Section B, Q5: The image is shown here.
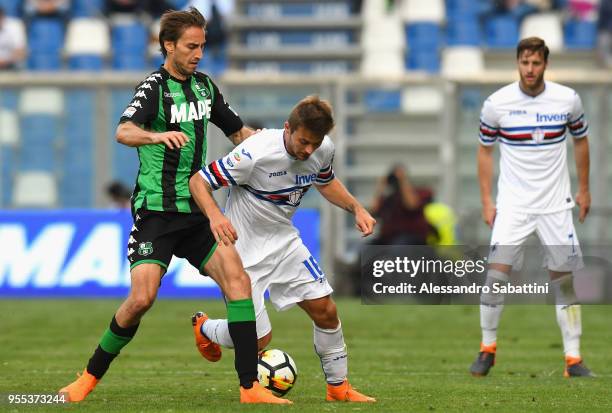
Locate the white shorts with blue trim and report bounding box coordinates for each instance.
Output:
[242,242,334,339]
[489,208,583,272]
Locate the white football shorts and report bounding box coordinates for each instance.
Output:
[241,242,334,339]
[489,208,583,272]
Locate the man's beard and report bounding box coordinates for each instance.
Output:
[175,61,195,77]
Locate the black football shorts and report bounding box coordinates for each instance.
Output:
[127,209,217,275]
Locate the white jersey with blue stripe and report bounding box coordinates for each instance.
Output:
[198,128,335,266]
[479,81,588,214]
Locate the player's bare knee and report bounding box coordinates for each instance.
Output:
[258,331,272,350]
[127,293,155,316]
[224,271,252,300]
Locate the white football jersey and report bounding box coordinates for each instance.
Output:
[479,81,588,214]
[198,128,335,266]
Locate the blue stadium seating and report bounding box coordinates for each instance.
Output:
[151,52,164,68]
[405,23,443,50]
[71,0,104,17]
[28,18,64,49]
[19,115,60,171]
[20,115,60,142]
[64,92,94,144]
[0,90,19,110]
[199,49,228,76]
[564,19,597,49]
[59,90,95,207]
[113,54,147,70]
[112,22,147,51]
[112,23,148,70]
[460,88,483,111]
[27,53,62,71]
[18,146,55,171]
[169,0,189,9]
[69,55,104,71]
[446,16,482,46]
[28,18,64,70]
[485,15,519,49]
[446,0,486,18]
[0,146,15,206]
[113,144,139,185]
[406,50,440,73]
[282,3,314,17]
[364,89,402,112]
[60,165,93,207]
[111,91,140,183]
[0,0,20,17]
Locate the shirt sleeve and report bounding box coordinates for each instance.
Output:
[478,98,499,146]
[315,139,336,185]
[208,78,244,137]
[198,145,255,190]
[119,77,160,125]
[567,92,588,139]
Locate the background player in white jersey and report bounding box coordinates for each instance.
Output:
[471,37,593,377]
[189,96,377,402]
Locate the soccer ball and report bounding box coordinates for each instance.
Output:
[257,349,298,397]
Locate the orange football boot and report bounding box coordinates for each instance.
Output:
[59,369,99,402]
[240,381,293,404]
[326,380,376,402]
[192,312,222,362]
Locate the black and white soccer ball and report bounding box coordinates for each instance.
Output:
[257,349,298,397]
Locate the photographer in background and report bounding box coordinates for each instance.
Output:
[370,164,433,246]
[335,165,438,296]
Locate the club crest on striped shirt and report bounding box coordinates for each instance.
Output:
[288,189,304,206]
[532,127,545,143]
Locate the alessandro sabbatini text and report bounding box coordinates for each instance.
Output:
[360,245,563,305]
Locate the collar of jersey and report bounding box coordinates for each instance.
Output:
[159,65,192,84]
[517,80,547,99]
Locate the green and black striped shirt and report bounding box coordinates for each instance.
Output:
[119,67,243,213]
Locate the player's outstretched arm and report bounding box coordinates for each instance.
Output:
[477,144,496,228]
[116,121,189,149]
[574,136,591,223]
[189,174,238,245]
[316,178,376,237]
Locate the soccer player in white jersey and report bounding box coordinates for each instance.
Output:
[188,96,377,402]
[471,37,593,377]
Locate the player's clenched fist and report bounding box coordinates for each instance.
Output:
[153,131,190,149]
[209,213,238,246]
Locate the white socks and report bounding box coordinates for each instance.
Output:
[202,318,234,349]
[480,304,504,346]
[555,304,582,358]
[552,274,581,358]
[313,321,348,384]
[480,269,509,346]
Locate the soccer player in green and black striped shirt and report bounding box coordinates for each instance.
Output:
[59,8,290,405]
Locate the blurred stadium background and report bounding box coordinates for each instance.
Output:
[1,1,612,410]
[0,0,611,294]
[0,0,612,296]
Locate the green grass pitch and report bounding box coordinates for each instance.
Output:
[1,299,611,412]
